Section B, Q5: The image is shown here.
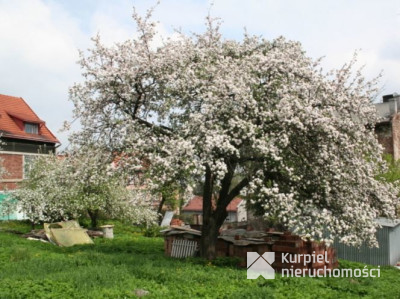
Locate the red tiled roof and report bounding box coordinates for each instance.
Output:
[0,94,59,144]
[182,196,243,212]
[226,197,243,212]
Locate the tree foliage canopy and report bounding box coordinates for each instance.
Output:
[69,6,398,248]
[13,148,158,227]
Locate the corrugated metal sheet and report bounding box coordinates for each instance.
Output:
[389,224,400,265]
[333,223,400,266]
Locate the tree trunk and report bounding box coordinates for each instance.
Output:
[200,161,249,260]
[200,166,216,259]
[200,204,228,260]
[88,209,99,228]
[157,195,166,225]
[200,215,220,260]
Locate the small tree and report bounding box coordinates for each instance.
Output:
[69,6,399,259]
[13,154,77,227]
[0,196,17,221]
[65,147,158,227]
[14,147,158,228]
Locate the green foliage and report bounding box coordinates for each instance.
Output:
[0,196,18,220]
[1,221,400,298]
[0,220,32,233]
[143,224,163,238]
[13,149,158,228]
[377,154,400,216]
[9,247,32,262]
[159,183,180,210]
[179,213,193,224]
[0,279,76,299]
[211,256,242,268]
[377,154,400,187]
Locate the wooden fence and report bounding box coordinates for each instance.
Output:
[171,239,198,258]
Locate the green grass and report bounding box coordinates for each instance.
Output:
[0,221,399,298]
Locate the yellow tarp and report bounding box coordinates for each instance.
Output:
[44,220,94,247]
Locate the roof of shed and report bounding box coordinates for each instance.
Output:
[376,217,400,228]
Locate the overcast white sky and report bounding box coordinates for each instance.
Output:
[1,0,400,149]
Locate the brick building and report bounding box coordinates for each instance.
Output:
[375,93,400,160]
[181,196,247,224]
[0,94,59,190]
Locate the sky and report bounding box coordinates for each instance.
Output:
[0,0,400,149]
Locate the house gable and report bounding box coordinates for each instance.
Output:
[0,93,59,190]
[0,94,59,145]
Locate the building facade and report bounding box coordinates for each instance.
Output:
[375,93,400,160]
[0,94,59,191]
[181,196,247,224]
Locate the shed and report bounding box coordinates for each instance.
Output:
[333,218,400,266]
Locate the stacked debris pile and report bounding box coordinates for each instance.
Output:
[162,227,338,273]
[22,220,97,247]
[170,218,184,226]
[273,232,338,274]
[216,228,281,267]
[22,229,48,242]
[44,221,94,246]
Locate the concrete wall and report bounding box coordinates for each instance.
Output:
[237,202,247,222]
[226,211,237,223]
[392,114,400,160]
[375,96,400,160]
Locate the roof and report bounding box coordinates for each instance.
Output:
[376,217,400,228]
[182,196,243,212]
[0,94,59,144]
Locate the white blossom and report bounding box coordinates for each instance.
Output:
[67,8,398,247]
[13,147,157,226]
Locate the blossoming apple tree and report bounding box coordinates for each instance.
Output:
[69,7,398,259]
[13,147,158,228]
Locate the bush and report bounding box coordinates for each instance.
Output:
[143,225,163,237]
[212,256,242,268]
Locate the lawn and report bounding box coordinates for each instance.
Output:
[0,221,399,299]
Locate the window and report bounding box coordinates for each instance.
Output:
[25,123,38,134]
